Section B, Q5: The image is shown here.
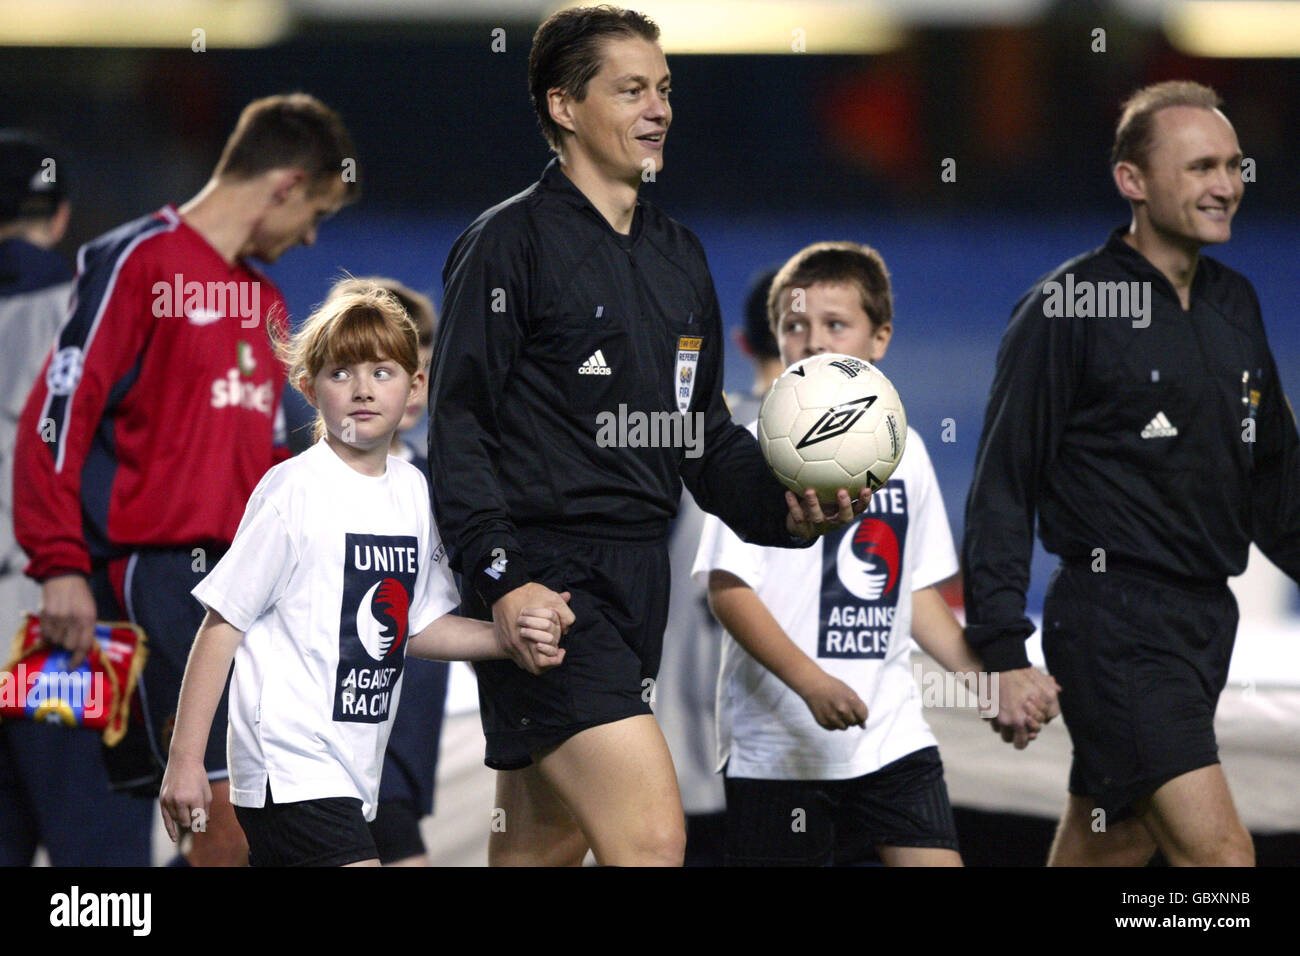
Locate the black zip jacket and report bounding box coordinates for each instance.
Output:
[963,227,1300,671]
[428,159,802,607]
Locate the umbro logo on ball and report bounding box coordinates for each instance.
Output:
[796,395,878,449]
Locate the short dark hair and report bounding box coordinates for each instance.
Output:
[0,131,68,226]
[742,266,781,360]
[768,242,893,331]
[529,5,660,154]
[1112,80,1224,170]
[214,93,358,200]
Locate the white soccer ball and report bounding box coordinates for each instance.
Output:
[757,353,907,499]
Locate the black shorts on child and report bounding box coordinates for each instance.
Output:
[234,781,378,867]
[723,746,959,866]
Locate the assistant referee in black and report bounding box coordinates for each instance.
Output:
[963,81,1300,866]
[428,6,866,866]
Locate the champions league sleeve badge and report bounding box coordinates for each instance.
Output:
[675,336,702,414]
[335,533,418,722]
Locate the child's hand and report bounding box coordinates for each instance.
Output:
[159,757,212,844]
[800,672,868,731]
[518,602,566,671]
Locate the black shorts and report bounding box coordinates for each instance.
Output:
[1041,562,1237,821]
[723,746,959,866]
[89,547,230,796]
[463,527,669,770]
[234,782,378,867]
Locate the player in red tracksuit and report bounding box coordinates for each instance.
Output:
[13,93,357,866]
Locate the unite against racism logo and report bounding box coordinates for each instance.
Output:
[335,533,417,722]
[818,480,909,659]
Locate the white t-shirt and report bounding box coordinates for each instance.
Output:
[691,427,958,781]
[192,439,459,820]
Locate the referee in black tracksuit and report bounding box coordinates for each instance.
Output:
[432,156,801,758]
[963,81,1300,866]
[428,7,863,866]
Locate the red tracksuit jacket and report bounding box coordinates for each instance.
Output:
[15,205,290,581]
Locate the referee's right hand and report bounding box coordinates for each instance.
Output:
[39,574,98,669]
[492,583,576,675]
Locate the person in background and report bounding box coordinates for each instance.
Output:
[727,266,785,424]
[0,131,155,867]
[13,94,357,866]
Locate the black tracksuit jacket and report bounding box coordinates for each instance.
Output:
[428,159,801,607]
[963,227,1300,671]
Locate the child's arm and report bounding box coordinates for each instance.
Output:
[708,570,867,731]
[912,583,1039,745]
[910,584,982,674]
[158,609,245,843]
[409,602,566,668]
[912,584,1061,748]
